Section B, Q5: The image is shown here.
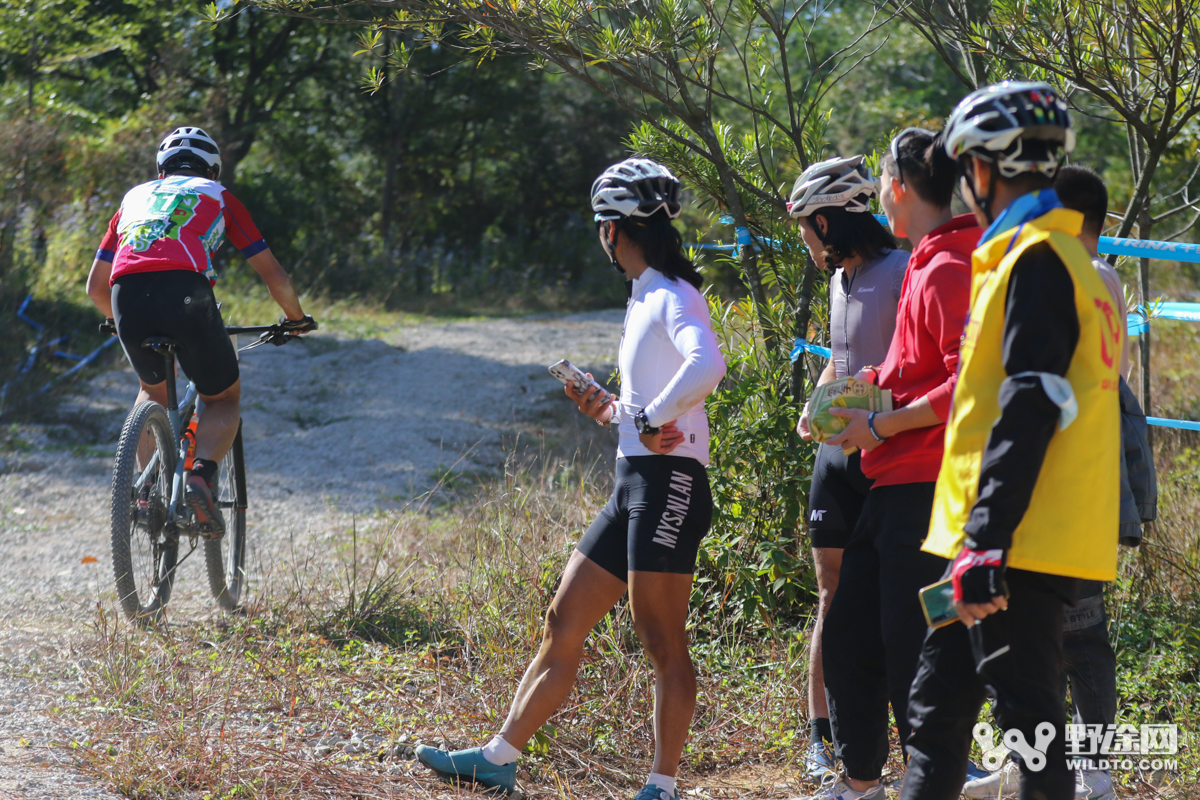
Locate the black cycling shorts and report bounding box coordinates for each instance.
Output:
[111,271,239,397]
[577,455,713,579]
[807,442,874,549]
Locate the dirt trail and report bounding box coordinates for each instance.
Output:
[0,309,623,799]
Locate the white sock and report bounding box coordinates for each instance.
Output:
[481,735,520,766]
[646,773,676,796]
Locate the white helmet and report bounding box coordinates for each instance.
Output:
[157,126,221,178]
[591,158,682,221]
[943,81,1074,178]
[787,155,877,217]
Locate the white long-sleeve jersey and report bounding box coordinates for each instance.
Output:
[616,267,727,465]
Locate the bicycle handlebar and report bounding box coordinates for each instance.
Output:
[228,318,319,351]
[97,318,318,350]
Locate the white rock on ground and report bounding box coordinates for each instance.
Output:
[0,309,623,799]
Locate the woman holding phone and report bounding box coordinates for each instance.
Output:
[415,158,726,800]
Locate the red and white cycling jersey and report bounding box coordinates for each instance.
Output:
[97,176,268,285]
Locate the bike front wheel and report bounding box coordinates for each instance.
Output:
[110,400,179,624]
[205,421,248,611]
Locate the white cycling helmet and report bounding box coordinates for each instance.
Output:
[591,158,682,221]
[157,126,222,178]
[787,155,877,217]
[943,81,1074,178]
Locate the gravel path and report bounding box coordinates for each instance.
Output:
[0,309,623,799]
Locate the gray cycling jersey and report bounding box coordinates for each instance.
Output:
[829,248,908,378]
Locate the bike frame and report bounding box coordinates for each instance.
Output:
[137,324,279,541]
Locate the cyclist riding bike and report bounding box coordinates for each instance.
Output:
[85,126,313,539]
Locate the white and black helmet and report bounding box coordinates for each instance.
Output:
[787,155,877,217]
[943,81,1074,178]
[157,126,221,178]
[591,158,682,221]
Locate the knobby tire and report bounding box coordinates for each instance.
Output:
[110,400,178,624]
[205,421,247,610]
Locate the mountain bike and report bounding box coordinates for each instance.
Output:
[107,320,315,623]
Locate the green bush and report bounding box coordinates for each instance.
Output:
[697,289,818,628]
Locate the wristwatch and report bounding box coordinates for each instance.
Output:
[634,409,660,435]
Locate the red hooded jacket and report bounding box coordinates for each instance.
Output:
[860,214,979,486]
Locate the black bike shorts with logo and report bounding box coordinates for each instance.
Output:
[111,270,240,397]
[577,455,713,579]
[807,442,874,549]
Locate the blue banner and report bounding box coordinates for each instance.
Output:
[1098,238,1200,264]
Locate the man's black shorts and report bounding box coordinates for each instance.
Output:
[807,442,873,549]
[111,270,239,397]
[577,455,713,579]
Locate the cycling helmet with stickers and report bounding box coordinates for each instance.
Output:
[943,81,1074,179]
[591,158,682,221]
[787,155,877,217]
[157,126,222,179]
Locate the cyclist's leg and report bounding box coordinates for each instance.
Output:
[629,570,695,777]
[113,276,173,468]
[810,545,842,719]
[134,379,169,467]
[170,272,239,469]
[624,455,712,781]
[496,550,627,748]
[136,380,169,407]
[195,379,241,463]
[805,443,869,762]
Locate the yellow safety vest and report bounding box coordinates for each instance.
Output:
[923,207,1120,581]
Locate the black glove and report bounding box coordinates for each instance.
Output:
[279,314,318,333]
[950,546,1009,605]
[99,318,117,336]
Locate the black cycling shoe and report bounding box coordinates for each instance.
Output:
[185,476,225,540]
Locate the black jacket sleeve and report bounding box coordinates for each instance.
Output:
[963,242,1080,551]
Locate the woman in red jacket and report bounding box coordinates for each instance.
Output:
[803,129,979,800]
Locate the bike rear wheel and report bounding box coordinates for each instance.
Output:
[205,421,248,610]
[110,400,179,623]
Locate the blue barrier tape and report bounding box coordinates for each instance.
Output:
[16,295,44,332]
[1155,302,1200,322]
[872,214,1200,263]
[687,243,737,251]
[1127,303,1200,336]
[1147,416,1200,431]
[790,334,1197,430]
[686,236,784,252]
[37,337,119,395]
[790,338,833,361]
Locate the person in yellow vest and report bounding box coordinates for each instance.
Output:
[899,82,1121,800]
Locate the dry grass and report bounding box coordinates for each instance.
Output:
[53,322,1200,800]
[65,456,846,799]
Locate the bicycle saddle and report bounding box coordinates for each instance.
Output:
[141,337,179,354]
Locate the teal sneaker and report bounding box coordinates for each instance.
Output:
[634,785,679,800]
[415,745,517,795]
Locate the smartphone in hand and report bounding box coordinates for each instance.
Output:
[919,577,960,629]
[548,359,610,402]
